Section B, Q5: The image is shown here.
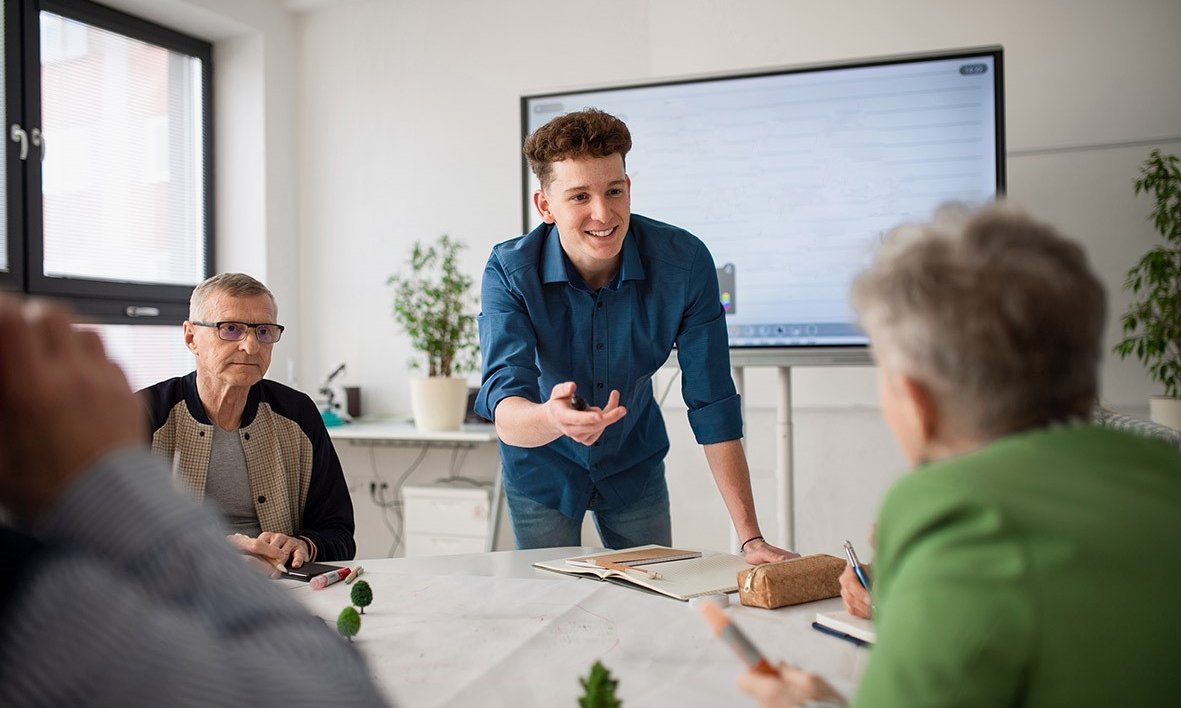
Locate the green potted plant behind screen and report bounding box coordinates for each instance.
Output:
[1114,150,1181,430]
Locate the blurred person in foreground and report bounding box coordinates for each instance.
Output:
[0,295,386,707]
[738,204,1181,707]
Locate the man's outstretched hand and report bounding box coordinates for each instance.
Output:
[545,381,627,446]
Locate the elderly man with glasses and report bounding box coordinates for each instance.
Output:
[140,273,355,571]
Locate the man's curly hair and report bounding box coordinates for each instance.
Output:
[523,108,632,190]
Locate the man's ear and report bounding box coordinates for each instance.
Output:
[897,374,939,447]
[533,189,554,224]
[183,321,199,355]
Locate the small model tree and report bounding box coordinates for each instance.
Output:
[337,606,361,642]
[578,660,622,708]
[351,580,373,614]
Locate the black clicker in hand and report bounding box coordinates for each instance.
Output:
[570,394,589,411]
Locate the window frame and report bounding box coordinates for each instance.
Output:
[3,0,214,324]
[1,0,28,292]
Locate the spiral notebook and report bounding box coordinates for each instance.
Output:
[533,545,753,601]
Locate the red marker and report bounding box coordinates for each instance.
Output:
[310,566,351,590]
[699,602,778,676]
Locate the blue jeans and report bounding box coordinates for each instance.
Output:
[505,466,673,549]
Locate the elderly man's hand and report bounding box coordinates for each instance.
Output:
[228,532,309,573]
[737,661,845,708]
[0,296,144,520]
[839,564,873,619]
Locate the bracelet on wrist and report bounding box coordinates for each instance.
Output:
[740,535,765,553]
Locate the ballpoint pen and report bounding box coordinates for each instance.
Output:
[593,558,663,580]
[843,539,872,591]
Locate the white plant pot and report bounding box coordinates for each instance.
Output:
[1149,396,1181,432]
[410,377,469,432]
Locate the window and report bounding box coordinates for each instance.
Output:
[3,0,212,383]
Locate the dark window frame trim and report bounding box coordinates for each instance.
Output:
[1,0,29,292]
[10,0,214,324]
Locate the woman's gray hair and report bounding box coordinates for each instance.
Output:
[189,273,276,321]
[852,203,1106,439]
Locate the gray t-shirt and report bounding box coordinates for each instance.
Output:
[205,426,261,537]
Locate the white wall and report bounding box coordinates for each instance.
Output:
[104,0,1181,557]
[291,0,1181,557]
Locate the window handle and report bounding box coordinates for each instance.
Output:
[30,127,44,159]
[10,123,28,161]
[124,306,160,318]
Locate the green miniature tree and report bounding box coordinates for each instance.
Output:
[578,660,622,708]
[337,606,361,642]
[351,580,373,614]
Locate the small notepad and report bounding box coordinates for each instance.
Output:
[814,610,876,645]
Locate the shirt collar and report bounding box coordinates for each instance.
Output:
[540,223,646,289]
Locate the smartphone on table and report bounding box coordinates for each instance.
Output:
[281,562,344,582]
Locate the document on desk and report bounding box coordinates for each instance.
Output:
[534,545,753,601]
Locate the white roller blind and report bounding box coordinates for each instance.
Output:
[79,323,193,392]
[40,11,205,286]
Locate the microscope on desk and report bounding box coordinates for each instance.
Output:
[318,362,350,426]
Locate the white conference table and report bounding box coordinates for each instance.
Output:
[286,548,869,707]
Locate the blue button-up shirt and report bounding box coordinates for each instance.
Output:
[475,214,743,519]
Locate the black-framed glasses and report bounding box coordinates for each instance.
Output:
[191,320,285,344]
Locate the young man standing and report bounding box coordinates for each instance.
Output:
[476,108,792,563]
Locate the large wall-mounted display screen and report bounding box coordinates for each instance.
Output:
[522,47,1005,364]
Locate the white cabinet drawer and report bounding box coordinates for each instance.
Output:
[402,485,490,537]
[405,532,487,557]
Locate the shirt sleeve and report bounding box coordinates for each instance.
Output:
[0,448,386,708]
[675,241,743,444]
[298,417,357,562]
[851,473,1033,708]
[475,253,543,421]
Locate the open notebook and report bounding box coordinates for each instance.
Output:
[813,610,875,645]
[533,545,753,601]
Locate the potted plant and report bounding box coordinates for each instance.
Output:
[1114,149,1181,430]
[388,234,480,431]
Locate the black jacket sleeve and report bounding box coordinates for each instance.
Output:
[297,413,356,561]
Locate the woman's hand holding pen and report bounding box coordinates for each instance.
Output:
[840,537,873,618]
[839,564,873,619]
[737,661,845,708]
[546,381,627,446]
